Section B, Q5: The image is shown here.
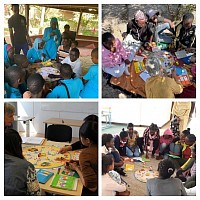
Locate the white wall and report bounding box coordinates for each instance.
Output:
[101,100,172,127]
[17,102,98,137]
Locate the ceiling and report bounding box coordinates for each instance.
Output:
[34,4,98,14]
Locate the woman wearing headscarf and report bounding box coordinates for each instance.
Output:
[126,10,152,46]
[124,10,153,56]
[43,17,61,60]
[27,38,49,63]
[4,44,15,68]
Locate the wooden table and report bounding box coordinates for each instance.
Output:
[43,118,83,138]
[22,141,83,196]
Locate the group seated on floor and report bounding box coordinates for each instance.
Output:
[4,17,98,99]
[101,122,196,196]
[102,10,196,98]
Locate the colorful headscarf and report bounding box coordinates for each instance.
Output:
[4,44,13,68]
[134,10,146,21]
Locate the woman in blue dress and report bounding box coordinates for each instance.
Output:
[27,38,49,63]
[43,17,61,60]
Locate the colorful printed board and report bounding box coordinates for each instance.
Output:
[135,168,158,183]
[23,145,81,169]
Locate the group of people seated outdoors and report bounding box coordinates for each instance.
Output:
[4,4,98,99]
[102,120,196,196]
[102,9,196,98]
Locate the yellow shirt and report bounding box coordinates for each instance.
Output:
[145,76,183,98]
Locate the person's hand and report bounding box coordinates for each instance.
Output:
[23,91,31,98]
[41,53,46,58]
[69,162,79,171]
[171,68,177,79]
[170,21,175,29]
[111,46,116,53]
[183,170,190,177]
[58,147,67,154]
[124,59,130,65]
[50,31,56,36]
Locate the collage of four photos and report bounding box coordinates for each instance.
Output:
[4,3,196,197]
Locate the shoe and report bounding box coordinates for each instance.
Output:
[124,67,130,76]
[156,155,163,160]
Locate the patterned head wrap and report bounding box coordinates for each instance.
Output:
[134,10,146,21]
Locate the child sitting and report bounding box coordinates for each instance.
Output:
[156,128,174,160]
[23,74,45,98]
[146,159,186,196]
[4,44,15,68]
[114,130,128,157]
[102,32,131,78]
[146,9,174,45]
[170,133,196,169]
[126,123,140,157]
[80,48,98,98]
[71,40,78,49]
[61,48,82,77]
[67,120,98,195]
[102,134,125,175]
[46,63,83,98]
[57,33,71,63]
[176,144,196,189]
[102,153,130,196]
[14,54,30,69]
[145,56,183,98]
[4,66,25,98]
[169,128,190,157]
[174,13,196,49]
[27,38,49,63]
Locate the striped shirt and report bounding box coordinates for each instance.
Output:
[57,45,69,62]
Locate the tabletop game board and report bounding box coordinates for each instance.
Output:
[23,145,81,169]
[135,168,159,183]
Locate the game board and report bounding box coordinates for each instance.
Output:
[135,168,158,183]
[36,67,60,81]
[23,145,81,169]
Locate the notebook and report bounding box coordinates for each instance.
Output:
[50,174,78,191]
[21,137,45,145]
[37,169,54,184]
